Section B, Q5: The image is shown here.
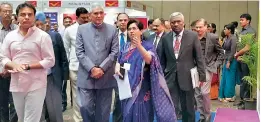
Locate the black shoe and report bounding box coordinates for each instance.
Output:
[62,106,66,112]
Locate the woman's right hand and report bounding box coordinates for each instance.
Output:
[115,63,123,78]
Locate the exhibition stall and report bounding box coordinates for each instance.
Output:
[7,0,153,31]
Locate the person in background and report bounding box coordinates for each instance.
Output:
[75,3,118,122]
[195,18,224,122]
[53,23,58,32]
[35,11,69,122]
[142,19,154,40]
[45,16,51,32]
[164,20,172,33]
[148,18,167,55]
[219,23,238,102]
[207,23,217,34]
[112,12,129,122]
[0,2,18,122]
[116,19,177,122]
[190,20,197,31]
[11,14,18,25]
[231,21,239,39]
[234,13,256,109]
[1,2,55,122]
[63,7,89,121]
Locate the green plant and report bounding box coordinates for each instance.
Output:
[240,34,258,99]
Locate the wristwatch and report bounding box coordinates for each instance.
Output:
[25,64,30,70]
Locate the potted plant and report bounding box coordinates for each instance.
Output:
[239,33,258,110]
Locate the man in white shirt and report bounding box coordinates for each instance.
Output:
[63,7,89,122]
[147,18,167,56]
[59,16,72,37]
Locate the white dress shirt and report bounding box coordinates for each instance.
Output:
[118,29,127,49]
[63,22,79,71]
[153,31,164,48]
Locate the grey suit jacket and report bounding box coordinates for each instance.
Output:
[203,33,224,73]
[48,31,69,88]
[160,30,206,91]
[223,35,237,62]
[76,23,119,89]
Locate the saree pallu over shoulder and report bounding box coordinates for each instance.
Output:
[119,41,177,122]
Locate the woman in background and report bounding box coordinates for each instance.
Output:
[115,19,176,122]
[219,23,238,102]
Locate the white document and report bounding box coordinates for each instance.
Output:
[114,69,132,100]
[190,67,199,88]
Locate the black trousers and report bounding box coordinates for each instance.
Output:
[0,76,10,122]
[61,80,67,108]
[169,75,195,122]
[238,62,250,100]
[112,88,122,122]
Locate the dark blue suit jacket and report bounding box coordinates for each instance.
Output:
[48,31,69,88]
[146,31,167,57]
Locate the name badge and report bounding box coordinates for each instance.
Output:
[123,63,131,70]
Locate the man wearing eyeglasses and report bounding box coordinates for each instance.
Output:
[63,7,89,122]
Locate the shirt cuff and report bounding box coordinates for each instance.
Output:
[2,58,11,69]
[39,60,54,69]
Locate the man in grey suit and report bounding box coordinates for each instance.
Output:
[194,18,224,122]
[35,12,69,122]
[75,3,119,122]
[160,12,206,122]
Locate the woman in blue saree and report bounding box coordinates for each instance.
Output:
[115,19,177,122]
[219,23,238,102]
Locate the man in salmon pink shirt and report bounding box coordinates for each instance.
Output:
[0,2,55,122]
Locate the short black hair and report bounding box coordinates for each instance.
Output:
[148,19,154,25]
[116,13,129,20]
[224,23,235,34]
[76,7,88,17]
[127,19,143,30]
[231,21,238,28]
[240,13,252,23]
[190,20,197,27]
[12,14,17,20]
[208,23,217,33]
[16,2,36,16]
[63,16,72,21]
[46,16,50,19]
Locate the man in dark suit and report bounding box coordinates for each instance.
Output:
[113,13,129,122]
[195,18,224,122]
[35,12,69,122]
[159,12,206,122]
[147,18,167,56]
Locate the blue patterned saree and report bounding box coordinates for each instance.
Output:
[118,41,177,122]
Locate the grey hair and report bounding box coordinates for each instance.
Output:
[91,3,104,12]
[169,12,184,21]
[0,2,13,11]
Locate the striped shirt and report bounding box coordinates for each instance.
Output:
[0,23,18,73]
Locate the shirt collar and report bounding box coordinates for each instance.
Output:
[16,26,37,37]
[0,22,16,30]
[173,28,184,37]
[119,29,127,36]
[156,31,164,37]
[91,22,104,29]
[242,25,250,31]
